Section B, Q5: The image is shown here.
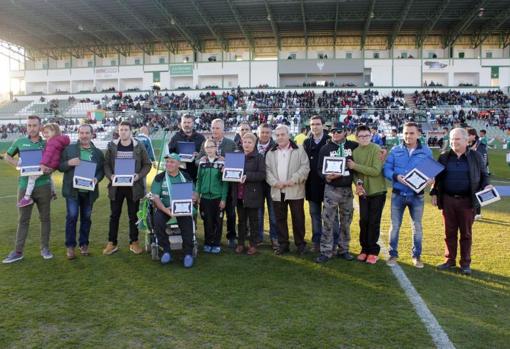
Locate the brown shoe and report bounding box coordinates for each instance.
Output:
[102,242,118,255]
[66,247,76,260]
[129,241,143,255]
[235,245,245,254]
[79,245,90,256]
[247,245,257,255]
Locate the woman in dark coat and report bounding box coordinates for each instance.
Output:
[232,132,266,255]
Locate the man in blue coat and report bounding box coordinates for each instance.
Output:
[383,122,433,268]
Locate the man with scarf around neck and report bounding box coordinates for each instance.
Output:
[315,123,358,263]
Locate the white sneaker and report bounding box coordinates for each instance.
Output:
[474,214,482,221]
[40,248,54,260]
[412,257,424,269]
[387,256,398,267]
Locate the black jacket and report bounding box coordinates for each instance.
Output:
[256,138,276,196]
[168,130,206,181]
[317,139,359,188]
[431,149,489,209]
[303,132,330,202]
[231,150,266,208]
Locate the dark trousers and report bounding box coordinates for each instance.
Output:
[236,202,259,246]
[65,192,93,248]
[225,185,236,240]
[442,194,475,267]
[153,209,194,255]
[273,194,306,249]
[108,187,140,245]
[359,193,386,255]
[200,197,224,247]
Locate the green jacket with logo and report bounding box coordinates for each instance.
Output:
[195,157,228,201]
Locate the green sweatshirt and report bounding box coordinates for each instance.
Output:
[195,157,229,201]
[352,143,386,197]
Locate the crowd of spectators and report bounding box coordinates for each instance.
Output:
[413,89,510,109]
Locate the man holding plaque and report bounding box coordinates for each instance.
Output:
[265,125,310,255]
[59,124,105,259]
[431,128,490,275]
[3,115,53,264]
[168,114,205,182]
[151,153,197,268]
[316,123,358,263]
[103,121,152,256]
[384,122,433,269]
[196,118,238,248]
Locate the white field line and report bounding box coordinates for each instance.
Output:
[0,195,16,199]
[352,200,454,347]
[379,240,456,349]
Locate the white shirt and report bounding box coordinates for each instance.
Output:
[276,145,292,190]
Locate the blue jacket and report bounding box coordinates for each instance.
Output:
[136,134,155,162]
[383,141,433,195]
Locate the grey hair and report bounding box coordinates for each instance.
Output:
[211,118,224,130]
[274,124,290,135]
[450,127,468,140]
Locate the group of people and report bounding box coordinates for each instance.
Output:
[2,113,492,274]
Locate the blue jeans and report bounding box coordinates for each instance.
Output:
[258,187,278,241]
[65,192,93,248]
[388,193,425,258]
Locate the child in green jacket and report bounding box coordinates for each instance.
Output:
[196,139,228,253]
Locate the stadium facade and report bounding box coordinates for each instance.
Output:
[1,0,510,95]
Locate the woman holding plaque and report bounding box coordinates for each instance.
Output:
[232,133,266,255]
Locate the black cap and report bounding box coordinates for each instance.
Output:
[331,122,346,132]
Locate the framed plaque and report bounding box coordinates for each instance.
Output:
[322,156,346,175]
[73,160,97,191]
[403,168,429,193]
[170,182,193,216]
[222,152,245,182]
[177,142,196,163]
[475,187,501,207]
[19,150,43,176]
[113,158,136,186]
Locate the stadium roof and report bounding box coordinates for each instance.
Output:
[1,0,510,53]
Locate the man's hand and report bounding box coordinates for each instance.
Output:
[325,174,341,182]
[285,180,295,187]
[484,185,494,190]
[275,181,286,189]
[93,178,98,184]
[426,178,435,186]
[133,174,140,182]
[396,175,408,186]
[165,207,173,217]
[379,149,387,161]
[240,175,247,184]
[68,158,80,167]
[346,159,355,170]
[431,195,437,207]
[219,200,226,210]
[192,192,199,204]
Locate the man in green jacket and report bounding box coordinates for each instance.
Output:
[59,124,105,259]
[347,125,387,265]
[103,121,152,256]
[3,115,53,264]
